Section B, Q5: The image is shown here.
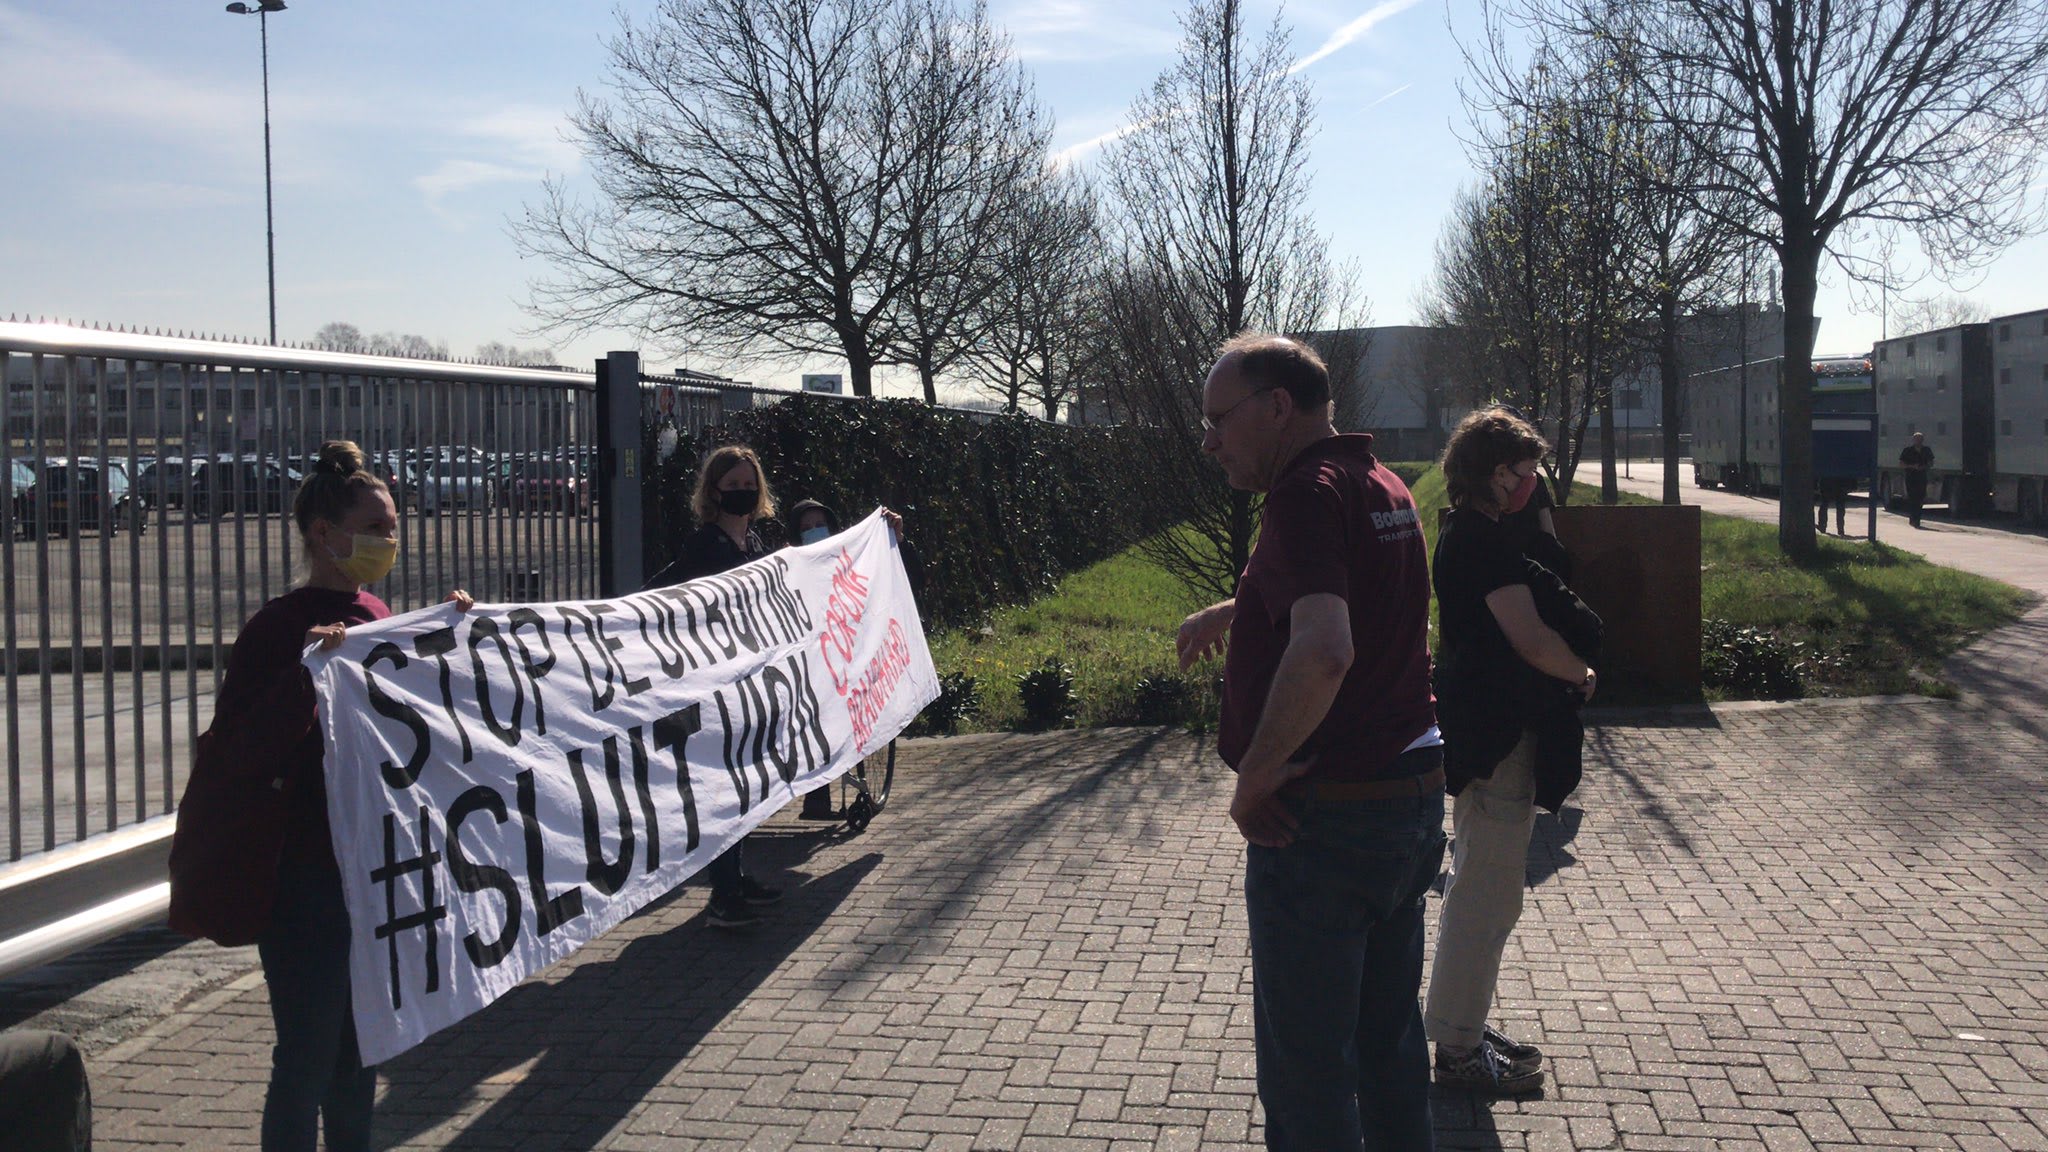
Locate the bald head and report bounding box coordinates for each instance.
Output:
[1213,332,1331,410]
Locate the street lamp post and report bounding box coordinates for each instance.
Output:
[226,1,286,346]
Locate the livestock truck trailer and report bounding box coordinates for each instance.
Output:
[1689,354,1876,493]
[1873,308,2048,525]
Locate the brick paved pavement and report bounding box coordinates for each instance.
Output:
[75,700,2048,1151]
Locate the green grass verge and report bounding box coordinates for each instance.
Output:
[925,526,1218,732]
[924,465,2029,730]
[1690,505,2027,698]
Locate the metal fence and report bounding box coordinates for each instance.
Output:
[0,321,600,862]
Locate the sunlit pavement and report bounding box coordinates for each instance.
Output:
[37,705,2048,1150]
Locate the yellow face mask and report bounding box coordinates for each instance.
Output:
[329,533,398,586]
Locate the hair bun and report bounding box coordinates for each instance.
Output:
[316,440,366,476]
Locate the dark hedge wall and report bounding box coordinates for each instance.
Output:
[644,397,1180,630]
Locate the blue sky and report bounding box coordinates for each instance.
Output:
[2,0,2042,396]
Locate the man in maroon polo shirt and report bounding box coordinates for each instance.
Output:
[1177,333,1444,1151]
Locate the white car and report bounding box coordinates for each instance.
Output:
[419,461,496,512]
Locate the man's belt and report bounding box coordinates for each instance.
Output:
[1281,765,1446,802]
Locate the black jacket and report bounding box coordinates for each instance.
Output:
[1436,556,1602,812]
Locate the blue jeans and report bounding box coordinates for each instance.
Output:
[1245,759,1447,1152]
[258,860,375,1152]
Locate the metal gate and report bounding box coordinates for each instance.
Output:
[0,321,601,865]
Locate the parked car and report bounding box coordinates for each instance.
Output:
[503,457,591,514]
[188,456,297,518]
[10,459,142,538]
[136,456,195,510]
[418,460,496,513]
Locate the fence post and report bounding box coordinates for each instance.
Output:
[595,351,644,597]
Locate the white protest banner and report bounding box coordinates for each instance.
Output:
[306,510,937,1065]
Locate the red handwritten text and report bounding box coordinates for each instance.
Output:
[846,620,912,754]
[817,548,871,694]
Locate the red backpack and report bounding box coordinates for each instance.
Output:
[167,728,289,947]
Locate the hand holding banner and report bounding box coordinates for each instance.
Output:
[306,510,938,1064]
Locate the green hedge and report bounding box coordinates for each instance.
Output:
[645,397,1181,629]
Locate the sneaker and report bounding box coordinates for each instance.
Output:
[1435,1040,1545,1095]
[798,795,839,820]
[738,876,784,905]
[1483,1025,1543,1075]
[705,899,761,928]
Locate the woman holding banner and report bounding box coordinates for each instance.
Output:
[664,445,789,928]
[193,441,470,1152]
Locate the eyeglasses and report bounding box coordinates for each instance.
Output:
[1201,388,1274,434]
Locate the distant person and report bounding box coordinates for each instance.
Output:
[177,441,471,1152]
[1899,433,1934,528]
[789,498,845,821]
[1175,333,1442,1149]
[1427,408,1601,1097]
[0,1029,90,1151]
[1816,476,1850,535]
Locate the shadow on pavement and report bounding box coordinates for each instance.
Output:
[1526,806,1582,887]
[1431,1091,1510,1149]
[802,727,1193,988]
[369,849,882,1151]
[1585,705,1721,730]
[0,925,222,1031]
[1587,728,1699,857]
[1945,610,2048,742]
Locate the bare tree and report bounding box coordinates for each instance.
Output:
[365,332,449,360]
[968,170,1104,419]
[883,2,1052,403]
[1522,0,2048,557]
[1422,44,1644,504]
[519,0,925,398]
[1609,55,1747,505]
[1097,0,1368,599]
[475,341,560,367]
[313,322,447,359]
[311,322,366,353]
[1889,291,1993,337]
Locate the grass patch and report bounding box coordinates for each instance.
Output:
[924,466,2029,730]
[1690,509,2027,698]
[1382,460,1436,487]
[925,527,1220,732]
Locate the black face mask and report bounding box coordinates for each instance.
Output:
[718,488,760,517]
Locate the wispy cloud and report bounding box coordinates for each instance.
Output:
[453,107,582,171]
[416,159,547,202]
[1289,0,1425,74]
[0,4,244,148]
[998,0,1178,62]
[85,180,249,211]
[413,106,578,219]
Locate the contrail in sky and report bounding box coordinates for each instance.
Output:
[1289,0,1425,74]
[1363,82,1412,111]
[1049,113,1174,169]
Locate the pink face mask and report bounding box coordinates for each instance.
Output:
[1503,469,1540,514]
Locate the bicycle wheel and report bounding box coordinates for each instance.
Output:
[839,742,896,833]
[860,741,894,814]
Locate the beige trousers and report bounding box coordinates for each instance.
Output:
[1424,731,1538,1050]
